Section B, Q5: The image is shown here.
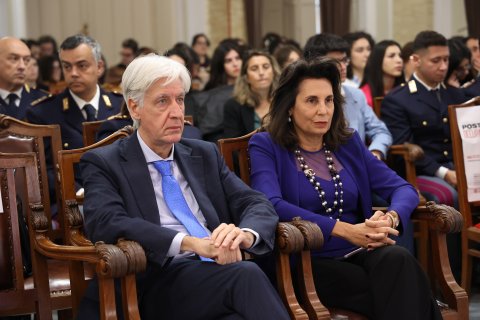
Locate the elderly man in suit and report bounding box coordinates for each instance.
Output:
[0,37,49,120]
[78,55,289,320]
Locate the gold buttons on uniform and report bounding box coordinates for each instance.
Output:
[64,143,69,148]
[443,117,448,123]
[422,121,428,126]
[443,151,448,156]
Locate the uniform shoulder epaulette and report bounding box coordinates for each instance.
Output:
[31,94,54,106]
[387,83,405,96]
[110,90,123,96]
[107,113,129,120]
[407,79,417,94]
[39,88,51,95]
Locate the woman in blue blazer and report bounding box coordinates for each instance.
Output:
[249,57,441,319]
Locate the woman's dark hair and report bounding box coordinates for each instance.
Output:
[266,57,351,151]
[343,31,375,79]
[165,42,200,75]
[360,40,404,99]
[273,44,303,69]
[446,38,471,84]
[204,39,244,91]
[38,55,63,83]
[191,33,210,47]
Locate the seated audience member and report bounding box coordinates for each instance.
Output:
[445,38,472,88]
[97,100,202,141]
[38,35,58,58]
[249,57,441,320]
[27,34,122,202]
[223,50,281,138]
[197,39,246,141]
[380,30,467,208]
[465,35,480,79]
[0,37,49,120]
[38,55,67,94]
[401,41,415,81]
[191,33,211,68]
[25,56,41,90]
[78,55,289,320]
[273,44,302,70]
[343,31,375,87]
[23,38,41,60]
[303,33,392,161]
[360,40,405,107]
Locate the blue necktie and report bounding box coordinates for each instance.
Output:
[153,160,212,261]
[84,104,97,121]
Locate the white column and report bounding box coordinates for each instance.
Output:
[433,0,452,37]
[9,0,27,38]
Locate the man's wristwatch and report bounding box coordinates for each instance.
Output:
[386,210,400,229]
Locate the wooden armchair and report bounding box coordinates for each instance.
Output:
[217,131,469,320]
[448,96,480,294]
[82,120,107,146]
[0,115,62,239]
[0,152,145,319]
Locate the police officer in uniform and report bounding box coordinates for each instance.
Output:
[26,34,122,204]
[381,31,468,206]
[0,37,50,120]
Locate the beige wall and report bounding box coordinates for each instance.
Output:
[207,0,247,49]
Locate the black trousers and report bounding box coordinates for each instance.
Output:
[311,246,442,320]
[140,258,289,320]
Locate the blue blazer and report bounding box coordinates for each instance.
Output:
[249,131,419,244]
[80,133,278,267]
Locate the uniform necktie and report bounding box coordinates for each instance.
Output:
[153,160,212,261]
[7,93,18,108]
[431,88,442,103]
[84,104,97,121]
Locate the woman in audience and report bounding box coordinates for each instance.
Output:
[343,31,375,87]
[25,57,44,90]
[249,57,441,320]
[191,33,211,68]
[223,50,281,138]
[273,44,302,70]
[38,55,66,94]
[445,38,472,88]
[360,40,404,107]
[204,39,244,91]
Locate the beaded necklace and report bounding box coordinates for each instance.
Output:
[294,145,344,220]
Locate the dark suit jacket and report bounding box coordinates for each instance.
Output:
[80,133,278,267]
[381,77,467,176]
[249,131,419,256]
[0,85,49,120]
[223,98,255,138]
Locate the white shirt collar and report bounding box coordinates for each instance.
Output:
[413,73,444,91]
[137,131,175,163]
[69,85,101,111]
[0,87,23,105]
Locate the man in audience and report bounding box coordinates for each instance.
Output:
[465,35,480,79]
[381,30,467,208]
[38,35,58,58]
[303,33,393,160]
[0,37,50,120]
[27,34,122,201]
[78,55,289,320]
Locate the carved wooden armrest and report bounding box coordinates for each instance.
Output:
[65,199,93,246]
[410,201,463,233]
[116,239,147,274]
[276,222,305,254]
[388,142,424,162]
[31,202,130,277]
[290,218,324,250]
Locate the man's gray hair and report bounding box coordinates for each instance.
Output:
[121,54,191,127]
[60,34,102,63]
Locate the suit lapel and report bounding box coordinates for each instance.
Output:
[120,134,161,224]
[174,143,221,230]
